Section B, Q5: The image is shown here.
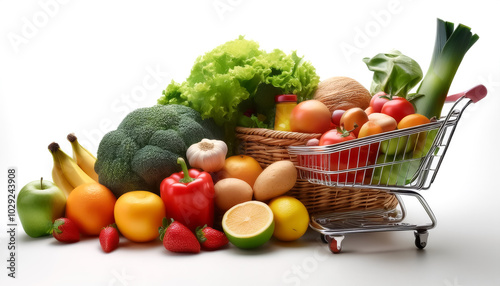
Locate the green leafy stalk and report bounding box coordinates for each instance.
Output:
[413,19,479,119]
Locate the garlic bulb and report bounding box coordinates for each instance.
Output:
[186,139,228,172]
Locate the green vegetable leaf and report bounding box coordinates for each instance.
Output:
[157,36,319,153]
[238,113,270,128]
[363,50,423,98]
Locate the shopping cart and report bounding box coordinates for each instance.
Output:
[287,85,487,253]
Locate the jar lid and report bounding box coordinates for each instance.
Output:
[275,94,297,103]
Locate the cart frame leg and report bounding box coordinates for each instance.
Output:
[391,189,437,231]
[392,190,436,250]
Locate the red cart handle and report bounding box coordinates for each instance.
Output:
[445,84,487,103]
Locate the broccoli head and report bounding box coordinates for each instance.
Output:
[94,104,223,197]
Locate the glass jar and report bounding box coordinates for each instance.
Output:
[274,94,297,131]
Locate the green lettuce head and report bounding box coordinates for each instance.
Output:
[158,36,320,152]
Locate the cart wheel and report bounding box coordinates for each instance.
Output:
[320,234,328,244]
[414,230,429,249]
[328,235,345,254]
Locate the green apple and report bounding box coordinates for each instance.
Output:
[381,137,409,156]
[381,135,419,156]
[17,178,66,238]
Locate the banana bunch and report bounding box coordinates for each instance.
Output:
[49,134,99,196]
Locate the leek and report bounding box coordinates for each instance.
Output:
[413,19,479,119]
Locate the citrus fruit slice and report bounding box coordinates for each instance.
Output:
[222,201,274,249]
[268,196,309,242]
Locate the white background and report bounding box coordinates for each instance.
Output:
[1,0,499,285]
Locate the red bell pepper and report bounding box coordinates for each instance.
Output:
[160,158,215,232]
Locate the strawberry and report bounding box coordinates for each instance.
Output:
[52,218,80,243]
[196,225,228,250]
[158,218,200,254]
[99,224,119,253]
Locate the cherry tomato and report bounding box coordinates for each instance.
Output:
[339,107,368,137]
[290,100,332,134]
[331,110,345,127]
[306,138,320,146]
[381,97,415,123]
[370,92,390,113]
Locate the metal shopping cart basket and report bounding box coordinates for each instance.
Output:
[287,85,487,253]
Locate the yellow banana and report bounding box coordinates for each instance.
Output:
[50,148,74,197]
[48,142,96,192]
[67,133,99,181]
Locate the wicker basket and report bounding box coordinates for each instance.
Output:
[235,127,399,216]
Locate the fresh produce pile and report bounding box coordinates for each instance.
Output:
[17,18,478,253]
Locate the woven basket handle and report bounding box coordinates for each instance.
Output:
[445,84,487,103]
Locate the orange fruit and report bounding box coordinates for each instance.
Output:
[219,155,263,187]
[397,113,431,129]
[66,183,116,236]
[114,191,165,242]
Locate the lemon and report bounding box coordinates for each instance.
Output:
[268,196,309,242]
[222,201,274,249]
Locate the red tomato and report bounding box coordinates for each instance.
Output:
[290,100,332,133]
[331,110,345,127]
[370,92,390,113]
[381,97,415,123]
[319,128,356,146]
[316,128,377,184]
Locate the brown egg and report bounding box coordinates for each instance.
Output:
[214,178,253,211]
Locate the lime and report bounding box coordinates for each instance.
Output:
[268,196,309,242]
[222,201,274,249]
